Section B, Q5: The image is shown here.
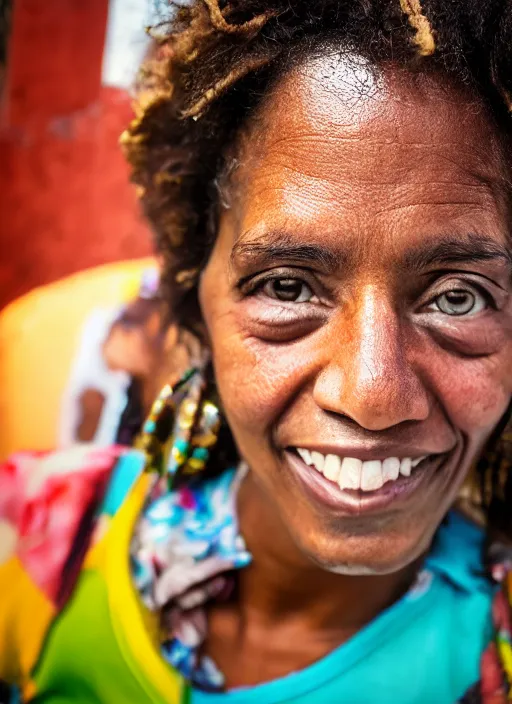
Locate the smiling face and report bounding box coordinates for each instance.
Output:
[199,52,512,575]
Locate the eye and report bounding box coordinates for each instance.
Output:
[434,288,486,316]
[262,278,314,303]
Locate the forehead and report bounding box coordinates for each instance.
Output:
[227,53,509,255]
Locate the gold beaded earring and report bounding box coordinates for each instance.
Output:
[138,366,221,489]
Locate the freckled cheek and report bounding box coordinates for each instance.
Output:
[430,356,512,441]
[209,322,313,437]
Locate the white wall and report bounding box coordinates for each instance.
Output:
[102,0,162,89]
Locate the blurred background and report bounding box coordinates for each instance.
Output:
[0,0,161,308]
[0,1,171,458]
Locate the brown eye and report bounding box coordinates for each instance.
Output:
[263,278,314,303]
[435,289,485,316]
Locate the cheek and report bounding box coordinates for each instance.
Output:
[200,279,268,432]
[200,282,317,440]
[211,325,315,437]
[428,351,512,443]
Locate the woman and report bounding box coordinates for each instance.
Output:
[2,1,512,702]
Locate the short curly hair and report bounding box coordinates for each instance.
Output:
[122,0,512,529]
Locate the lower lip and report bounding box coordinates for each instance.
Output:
[284,450,446,516]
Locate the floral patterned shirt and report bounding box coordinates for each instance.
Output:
[131,466,251,690]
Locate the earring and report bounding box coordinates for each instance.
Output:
[138,366,221,489]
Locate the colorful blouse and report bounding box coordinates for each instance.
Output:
[1,445,512,703]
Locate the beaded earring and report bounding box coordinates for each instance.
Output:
[138,367,221,489]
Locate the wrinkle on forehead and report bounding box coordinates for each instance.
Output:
[266,53,497,159]
[223,50,511,230]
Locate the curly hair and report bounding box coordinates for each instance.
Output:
[122,0,512,530]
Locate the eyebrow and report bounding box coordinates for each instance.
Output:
[231,229,512,275]
[403,234,512,271]
[231,230,344,272]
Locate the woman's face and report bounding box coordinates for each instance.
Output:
[199,54,512,574]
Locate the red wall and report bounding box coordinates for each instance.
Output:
[0,0,151,310]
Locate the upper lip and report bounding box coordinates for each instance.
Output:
[285,444,451,462]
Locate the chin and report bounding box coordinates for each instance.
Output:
[292,519,436,576]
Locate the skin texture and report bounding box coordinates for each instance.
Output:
[198,53,512,685]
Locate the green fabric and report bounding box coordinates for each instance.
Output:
[31,570,173,703]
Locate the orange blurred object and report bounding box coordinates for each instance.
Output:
[0,258,155,460]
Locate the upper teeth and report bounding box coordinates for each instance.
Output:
[296,449,427,492]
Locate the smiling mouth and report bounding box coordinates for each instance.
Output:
[291,448,428,493]
[285,447,448,514]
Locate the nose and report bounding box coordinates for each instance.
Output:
[313,287,430,431]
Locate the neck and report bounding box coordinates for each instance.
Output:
[236,470,422,636]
